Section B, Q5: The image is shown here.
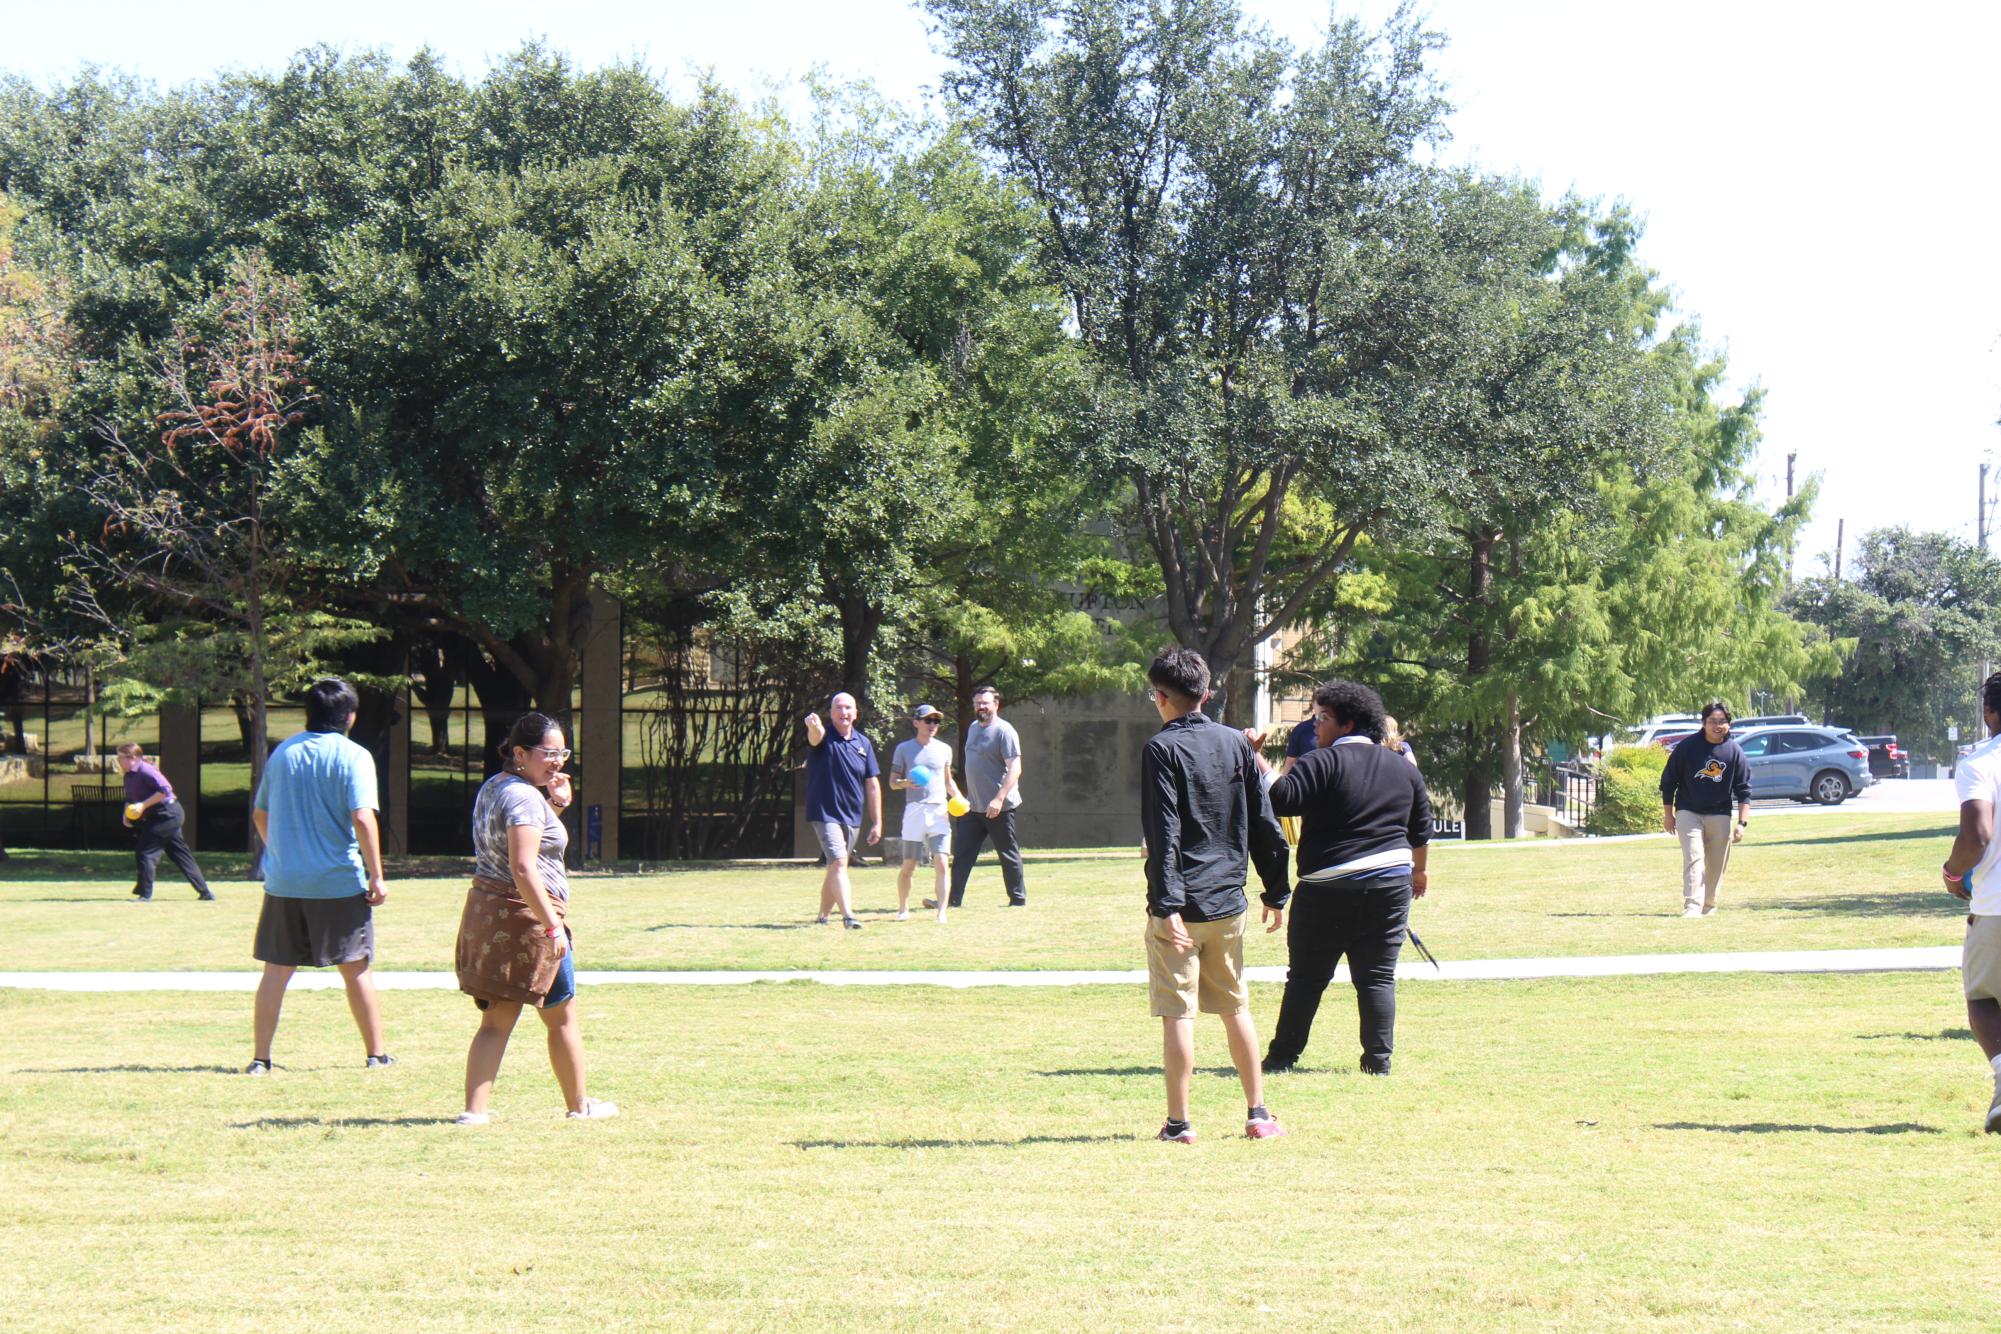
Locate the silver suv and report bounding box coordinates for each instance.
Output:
[1732,726,1874,805]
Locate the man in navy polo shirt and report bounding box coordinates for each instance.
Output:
[804,692,881,929]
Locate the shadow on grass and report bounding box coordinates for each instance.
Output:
[1654,1121,1941,1136]
[644,922,819,933]
[0,852,255,882]
[1857,1029,1974,1042]
[1748,892,1961,918]
[233,1115,461,1129]
[1754,826,1952,849]
[1038,1066,1261,1078]
[19,1064,238,1075]
[795,1133,1134,1150]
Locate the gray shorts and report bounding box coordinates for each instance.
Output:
[253,892,374,968]
[812,821,862,864]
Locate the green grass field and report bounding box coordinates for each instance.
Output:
[0,810,1968,972]
[4,972,1999,1330]
[7,810,1998,1329]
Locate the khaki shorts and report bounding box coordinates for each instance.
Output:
[1145,910,1250,1018]
[1964,914,2001,1001]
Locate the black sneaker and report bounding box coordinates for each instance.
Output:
[843,917,864,930]
[1360,1055,1391,1077]
[1261,1057,1296,1075]
[196,891,217,901]
[365,1054,397,1069]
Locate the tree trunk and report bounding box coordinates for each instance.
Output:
[411,638,463,754]
[833,589,885,719]
[1462,531,1496,839]
[82,667,96,764]
[1220,663,1252,727]
[953,650,977,792]
[245,571,269,882]
[1501,689,1524,839]
[464,648,537,780]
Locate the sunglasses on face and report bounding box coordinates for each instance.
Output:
[530,747,572,762]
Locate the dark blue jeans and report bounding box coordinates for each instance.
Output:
[1265,876,1411,1067]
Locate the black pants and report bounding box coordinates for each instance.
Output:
[133,801,210,899]
[1265,876,1410,1068]
[947,809,1026,906]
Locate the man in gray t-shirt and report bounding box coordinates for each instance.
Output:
[946,685,1028,908]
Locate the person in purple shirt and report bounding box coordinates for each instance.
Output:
[116,742,214,901]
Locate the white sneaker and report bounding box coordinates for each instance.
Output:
[567,1098,619,1120]
[455,1110,493,1127]
[1681,904,1703,918]
[894,910,909,921]
[1701,903,1718,916]
[1985,1081,2001,1135]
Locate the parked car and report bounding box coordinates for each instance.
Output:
[1856,735,1910,780]
[1607,715,1704,748]
[1731,726,1874,804]
[1733,714,1810,730]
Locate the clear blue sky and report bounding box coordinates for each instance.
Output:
[11,1,1999,572]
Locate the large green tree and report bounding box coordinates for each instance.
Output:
[1789,527,2001,760]
[927,0,1469,719]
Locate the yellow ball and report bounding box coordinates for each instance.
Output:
[123,802,145,822]
[946,795,971,818]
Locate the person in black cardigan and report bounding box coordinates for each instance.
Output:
[1254,680,1431,1076]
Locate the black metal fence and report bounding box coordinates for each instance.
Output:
[1535,761,1600,830]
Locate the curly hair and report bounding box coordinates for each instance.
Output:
[1311,679,1386,743]
[1984,673,2001,719]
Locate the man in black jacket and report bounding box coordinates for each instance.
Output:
[1257,680,1431,1077]
[1659,701,1752,918]
[1140,646,1291,1144]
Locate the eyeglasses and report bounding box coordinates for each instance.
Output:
[531,747,572,762]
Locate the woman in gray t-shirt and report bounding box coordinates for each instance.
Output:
[456,713,617,1125]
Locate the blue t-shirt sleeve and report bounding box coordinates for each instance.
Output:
[346,746,379,813]
[863,737,880,780]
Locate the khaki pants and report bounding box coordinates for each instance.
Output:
[1676,811,1733,910]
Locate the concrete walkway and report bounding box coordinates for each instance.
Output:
[0,945,1959,992]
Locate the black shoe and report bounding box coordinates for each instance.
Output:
[1004,899,1026,908]
[365,1053,397,1069]
[1261,1057,1296,1075]
[244,1058,272,1076]
[131,895,153,903]
[131,886,146,898]
[843,916,864,930]
[1360,1055,1391,1077]
[196,891,216,901]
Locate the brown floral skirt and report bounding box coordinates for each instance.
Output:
[455,874,567,1007]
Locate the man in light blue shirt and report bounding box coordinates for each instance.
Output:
[245,678,392,1075]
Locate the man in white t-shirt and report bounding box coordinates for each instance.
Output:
[1942,671,2001,1134]
[889,704,965,922]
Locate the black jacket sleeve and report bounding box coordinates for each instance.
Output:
[1731,750,1751,807]
[1407,769,1433,848]
[1245,746,1291,908]
[1140,743,1185,917]
[1658,744,1684,805]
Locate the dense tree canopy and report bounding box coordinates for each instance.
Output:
[0,18,1838,842]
